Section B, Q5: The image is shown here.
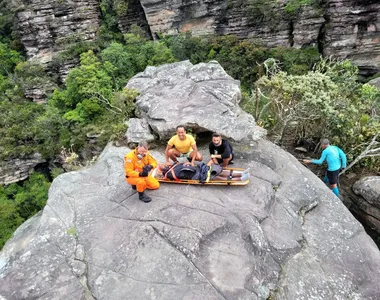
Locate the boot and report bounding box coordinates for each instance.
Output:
[138,191,152,203]
[131,185,136,190]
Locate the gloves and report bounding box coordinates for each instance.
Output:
[144,165,153,173]
[139,165,153,177]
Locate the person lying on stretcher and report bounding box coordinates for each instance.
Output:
[155,161,250,182]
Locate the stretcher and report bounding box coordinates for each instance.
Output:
[151,167,250,186]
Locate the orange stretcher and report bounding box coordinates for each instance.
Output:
[151,167,250,186]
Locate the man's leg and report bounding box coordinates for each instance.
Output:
[146,176,160,190]
[189,151,203,162]
[222,154,233,168]
[168,148,181,162]
[327,170,339,196]
[127,177,151,202]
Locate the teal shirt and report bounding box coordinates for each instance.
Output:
[311,145,347,171]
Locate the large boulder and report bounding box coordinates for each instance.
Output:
[126,60,266,142]
[1,140,380,299]
[352,176,380,234]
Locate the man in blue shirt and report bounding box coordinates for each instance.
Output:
[303,139,347,197]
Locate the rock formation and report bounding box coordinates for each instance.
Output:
[0,153,45,185]
[352,176,380,235]
[16,0,100,77]
[1,60,380,299]
[126,60,266,142]
[1,140,380,299]
[14,0,380,78]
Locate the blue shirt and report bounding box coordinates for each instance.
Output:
[311,145,347,171]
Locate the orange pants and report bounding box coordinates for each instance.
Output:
[127,176,160,192]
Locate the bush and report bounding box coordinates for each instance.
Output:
[0,172,50,249]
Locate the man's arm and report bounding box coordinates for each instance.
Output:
[165,144,171,165]
[338,147,347,168]
[303,149,327,165]
[191,144,198,166]
[311,150,327,165]
[124,157,139,178]
[147,152,157,169]
[220,141,232,159]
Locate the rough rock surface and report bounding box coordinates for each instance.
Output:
[0,154,45,185]
[352,176,380,235]
[1,140,380,299]
[125,117,156,146]
[117,0,151,37]
[368,77,380,90]
[324,0,380,76]
[136,0,380,74]
[127,60,266,142]
[16,0,100,77]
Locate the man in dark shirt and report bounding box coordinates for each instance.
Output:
[208,133,234,167]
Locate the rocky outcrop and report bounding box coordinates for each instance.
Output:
[16,0,100,77]
[126,60,266,142]
[14,0,380,80]
[1,140,380,299]
[0,154,45,185]
[136,0,380,75]
[117,0,151,37]
[125,118,156,146]
[352,176,380,235]
[323,0,380,76]
[368,77,380,89]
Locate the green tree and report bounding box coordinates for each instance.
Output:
[0,172,50,249]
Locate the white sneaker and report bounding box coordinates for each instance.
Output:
[241,173,250,181]
[242,168,250,175]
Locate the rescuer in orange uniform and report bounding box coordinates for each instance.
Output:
[124,141,159,203]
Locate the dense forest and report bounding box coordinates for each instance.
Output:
[0,0,379,249]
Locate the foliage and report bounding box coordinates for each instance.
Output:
[255,58,380,169]
[0,172,50,249]
[0,100,45,160]
[162,34,320,90]
[0,42,23,75]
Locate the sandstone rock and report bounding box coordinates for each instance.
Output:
[324,0,380,76]
[125,118,155,146]
[16,0,100,80]
[0,153,46,185]
[126,60,266,142]
[368,77,380,90]
[1,140,380,299]
[352,176,380,234]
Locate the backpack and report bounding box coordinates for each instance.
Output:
[193,162,211,183]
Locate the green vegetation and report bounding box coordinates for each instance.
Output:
[251,58,380,169]
[1,1,379,247]
[0,172,51,248]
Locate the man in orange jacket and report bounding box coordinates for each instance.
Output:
[124,141,159,203]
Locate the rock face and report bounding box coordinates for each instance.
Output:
[323,0,380,76]
[0,154,45,185]
[352,176,380,235]
[1,141,380,299]
[125,117,156,146]
[136,0,380,75]
[14,0,380,79]
[127,60,266,142]
[16,0,100,75]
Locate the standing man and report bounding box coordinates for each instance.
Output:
[165,125,202,166]
[303,139,347,197]
[208,133,234,168]
[124,141,159,203]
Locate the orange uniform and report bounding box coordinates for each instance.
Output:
[124,149,160,193]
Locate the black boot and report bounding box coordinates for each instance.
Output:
[131,185,136,190]
[138,191,152,203]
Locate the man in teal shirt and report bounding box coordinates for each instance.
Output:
[303,139,347,197]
